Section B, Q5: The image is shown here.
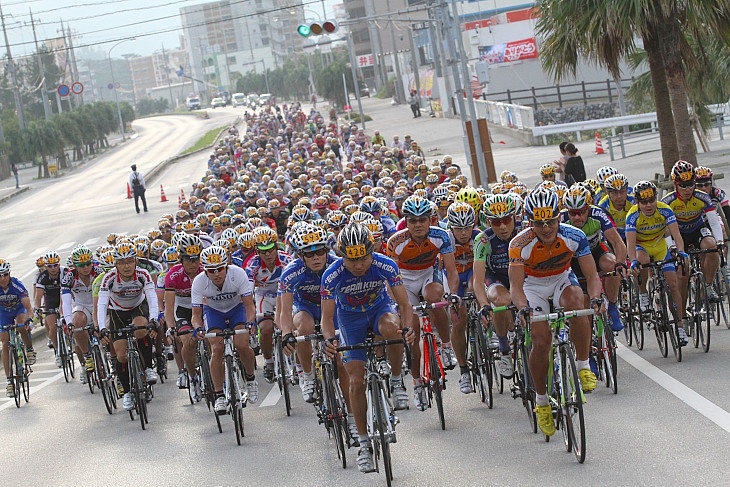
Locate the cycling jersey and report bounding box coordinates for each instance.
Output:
[35,267,68,310]
[560,206,616,250]
[137,258,164,276]
[0,277,28,312]
[662,189,722,240]
[474,222,524,276]
[321,253,403,312]
[191,265,254,313]
[61,265,104,324]
[598,196,636,240]
[96,268,158,331]
[509,224,591,278]
[230,249,255,268]
[625,202,677,247]
[386,226,453,271]
[380,215,396,239]
[279,253,337,321]
[165,263,203,309]
[245,251,293,298]
[448,229,481,274]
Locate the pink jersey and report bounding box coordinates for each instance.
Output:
[164,263,203,309]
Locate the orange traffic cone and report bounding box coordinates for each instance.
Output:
[127,182,132,199]
[160,185,168,202]
[595,132,605,154]
[180,188,186,203]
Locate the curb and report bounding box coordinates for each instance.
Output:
[146,117,241,185]
[0,186,30,206]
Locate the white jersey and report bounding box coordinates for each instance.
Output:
[60,265,104,324]
[96,267,159,330]
[191,265,254,313]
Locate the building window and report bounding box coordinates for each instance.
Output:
[227,56,236,64]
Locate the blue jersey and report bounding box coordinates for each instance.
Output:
[473,221,524,276]
[380,215,397,239]
[0,277,28,311]
[321,253,403,312]
[279,253,337,307]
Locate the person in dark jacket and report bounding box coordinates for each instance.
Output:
[563,143,586,186]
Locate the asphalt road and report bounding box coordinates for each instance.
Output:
[2,106,730,486]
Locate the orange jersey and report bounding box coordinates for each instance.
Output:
[508,224,590,278]
[386,227,453,271]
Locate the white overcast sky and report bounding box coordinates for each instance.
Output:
[2,0,336,59]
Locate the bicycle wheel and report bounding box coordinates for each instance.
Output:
[628,277,644,349]
[719,266,730,328]
[373,377,393,485]
[96,347,113,414]
[67,331,76,379]
[427,336,446,430]
[59,330,70,383]
[476,328,493,409]
[323,363,347,468]
[514,339,537,433]
[560,345,586,463]
[619,280,633,346]
[277,339,291,417]
[468,327,486,402]
[227,356,243,445]
[662,287,682,363]
[602,323,618,394]
[9,345,20,408]
[695,276,711,353]
[653,284,669,358]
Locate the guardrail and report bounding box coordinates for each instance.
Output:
[483,78,634,108]
[474,99,534,130]
[531,112,659,145]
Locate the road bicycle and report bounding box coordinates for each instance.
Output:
[640,253,684,362]
[591,311,617,394]
[685,247,722,352]
[5,321,32,408]
[510,315,537,434]
[337,331,409,486]
[75,324,117,412]
[273,327,295,417]
[203,326,252,445]
[412,300,449,430]
[531,307,594,464]
[619,275,645,350]
[116,323,157,430]
[56,316,76,382]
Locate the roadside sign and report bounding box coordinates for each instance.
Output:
[48,164,58,172]
[108,83,114,90]
[57,84,70,96]
[71,82,84,94]
[114,82,120,89]
[344,105,351,112]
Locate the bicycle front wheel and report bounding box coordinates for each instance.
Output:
[619,280,633,346]
[373,378,393,485]
[662,286,682,362]
[628,277,644,349]
[323,363,347,468]
[227,357,244,445]
[476,328,493,409]
[560,345,586,463]
[20,347,30,403]
[428,336,445,430]
[695,277,711,353]
[276,338,291,417]
[59,330,71,383]
[603,325,618,394]
[96,347,113,415]
[515,340,537,433]
[9,345,20,408]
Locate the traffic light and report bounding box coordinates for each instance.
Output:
[297,20,338,37]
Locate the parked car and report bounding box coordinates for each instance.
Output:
[211,97,226,109]
[360,84,370,98]
[232,93,246,107]
[186,96,201,110]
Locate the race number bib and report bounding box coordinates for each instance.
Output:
[345,245,366,259]
[532,207,553,220]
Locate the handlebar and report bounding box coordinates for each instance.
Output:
[203,325,254,339]
[531,308,595,323]
[337,338,405,352]
[412,301,450,315]
[295,332,324,343]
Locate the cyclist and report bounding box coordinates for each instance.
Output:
[443,202,481,394]
[538,163,568,188]
[386,195,459,411]
[322,223,414,473]
[626,181,689,343]
[61,246,104,384]
[0,259,36,397]
[509,188,604,437]
[97,242,160,411]
[34,250,67,367]
[191,246,258,413]
[662,161,724,333]
[695,166,730,229]
[245,226,293,383]
[472,194,524,384]
[598,173,635,241]
[165,235,204,400]
[561,185,628,332]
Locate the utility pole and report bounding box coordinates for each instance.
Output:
[66,25,83,106]
[385,0,404,104]
[346,33,366,129]
[1,1,26,129]
[407,28,421,101]
[29,9,51,120]
[162,43,175,110]
[363,0,386,90]
[427,0,449,117]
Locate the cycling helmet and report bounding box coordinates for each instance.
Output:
[163,246,180,265]
[176,210,190,222]
[539,180,557,192]
[539,163,555,177]
[292,223,328,252]
[219,214,232,227]
[311,218,328,231]
[596,166,618,185]
[671,160,695,184]
[634,181,658,202]
[482,194,516,219]
[350,211,373,225]
[253,226,278,250]
[359,196,381,215]
[36,256,46,269]
[432,186,450,200]
[99,251,115,270]
[344,204,360,216]
[136,241,149,258]
[695,166,713,182]
[507,192,524,216]
[43,250,61,265]
[584,179,601,197]
[426,173,440,184]
[524,188,560,221]
[245,207,259,218]
[148,229,162,241]
[502,172,519,184]
[221,228,239,246]
[246,217,263,231]
[72,246,94,265]
[562,185,591,210]
[337,223,375,258]
[402,196,432,217]
[447,201,476,228]
[604,173,629,191]
[200,246,228,269]
[455,187,484,215]
[291,205,312,223]
[435,196,451,209]
[65,257,74,269]
[327,210,347,229]
[178,234,202,259]
[0,259,10,273]
[182,220,200,233]
[236,232,254,250]
[106,233,118,245]
[150,239,168,255]
[363,218,384,239]
[171,232,186,249]
[158,219,172,230]
[114,242,137,261]
[214,239,232,252]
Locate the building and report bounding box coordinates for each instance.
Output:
[128,49,189,106]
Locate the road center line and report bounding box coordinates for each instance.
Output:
[617,345,730,433]
[0,371,64,412]
[259,384,281,407]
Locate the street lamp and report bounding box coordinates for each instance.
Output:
[108,37,136,141]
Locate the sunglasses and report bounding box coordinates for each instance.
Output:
[257,247,277,254]
[0,273,9,277]
[76,262,92,268]
[696,182,712,188]
[531,217,560,227]
[489,216,513,227]
[638,197,657,204]
[676,181,695,189]
[567,208,588,217]
[46,264,60,268]
[206,266,226,274]
[406,216,430,224]
[302,248,328,258]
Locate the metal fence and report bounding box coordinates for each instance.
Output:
[474,99,535,130]
[482,78,634,109]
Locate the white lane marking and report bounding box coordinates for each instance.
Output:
[57,242,76,251]
[259,384,281,407]
[5,251,22,260]
[0,370,64,412]
[84,237,99,246]
[31,247,45,256]
[19,269,35,281]
[618,345,730,433]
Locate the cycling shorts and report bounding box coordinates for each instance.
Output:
[635,241,675,272]
[0,305,27,330]
[572,242,614,292]
[175,306,193,329]
[293,300,322,324]
[444,268,473,298]
[401,264,443,306]
[682,225,713,249]
[43,305,60,316]
[484,271,510,293]
[204,302,247,331]
[72,304,93,327]
[338,300,396,363]
[523,271,580,315]
[255,292,276,316]
[108,302,150,342]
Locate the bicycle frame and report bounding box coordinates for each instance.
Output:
[412,301,449,386]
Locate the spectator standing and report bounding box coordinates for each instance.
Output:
[129,164,148,214]
[409,90,421,118]
[11,163,19,189]
[553,141,569,182]
[563,143,586,186]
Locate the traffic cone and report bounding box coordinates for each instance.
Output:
[595,132,605,154]
[180,188,186,203]
[127,182,132,199]
[160,185,168,202]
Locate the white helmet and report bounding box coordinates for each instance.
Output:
[200,246,228,269]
